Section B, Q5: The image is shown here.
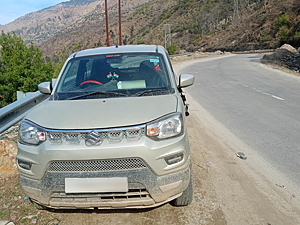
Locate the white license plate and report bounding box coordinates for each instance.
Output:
[65,177,128,193]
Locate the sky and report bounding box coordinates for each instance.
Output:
[0,0,65,25]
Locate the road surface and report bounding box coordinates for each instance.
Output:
[178,54,300,189]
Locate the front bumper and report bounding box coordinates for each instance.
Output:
[19,163,190,209]
[17,131,191,209]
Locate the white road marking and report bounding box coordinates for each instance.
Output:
[262,92,271,96]
[242,84,285,101]
[271,95,285,101]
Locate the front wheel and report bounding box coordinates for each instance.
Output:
[171,175,193,206]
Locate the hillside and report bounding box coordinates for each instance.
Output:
[128,0,300,52]
[0,0,96,43]
[0,0,299,59]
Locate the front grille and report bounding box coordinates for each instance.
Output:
[48,158,147,172]
[46,126,145,144]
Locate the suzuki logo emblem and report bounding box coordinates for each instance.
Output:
[85,131,103,146]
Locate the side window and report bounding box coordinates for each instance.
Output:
[57,60,80,92]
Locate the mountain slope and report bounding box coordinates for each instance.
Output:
[1,0,299,59]
[0,0,102,45]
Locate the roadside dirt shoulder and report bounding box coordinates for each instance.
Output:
[174,57,300,224]
[187,95,300,225]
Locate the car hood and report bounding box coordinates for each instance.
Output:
[25,95,178,130]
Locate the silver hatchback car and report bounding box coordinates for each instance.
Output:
[17,45,194,209]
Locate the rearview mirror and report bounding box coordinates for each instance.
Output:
[179,74,194,88]
[38,82,52,94]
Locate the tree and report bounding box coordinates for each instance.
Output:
[0,32,53,107]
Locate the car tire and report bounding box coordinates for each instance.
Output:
[171,175,193,206]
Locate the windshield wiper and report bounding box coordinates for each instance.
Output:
[68,91,128,100]
[134,89,170,96]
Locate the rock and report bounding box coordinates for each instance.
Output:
[280,44,298,53]
[214,50,223,55]
[274,48,294,59]
[0,125,18,140]
[0,139,18,174]
[262,44,300,72]
[236,152,247,160]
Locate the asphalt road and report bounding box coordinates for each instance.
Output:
[179,54,300,188]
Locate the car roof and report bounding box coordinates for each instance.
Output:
[69,45,167,59]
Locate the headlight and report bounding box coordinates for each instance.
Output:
[19,120,46,145]
[146,113,183,140]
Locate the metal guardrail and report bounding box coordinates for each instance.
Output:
[0,91,48,134]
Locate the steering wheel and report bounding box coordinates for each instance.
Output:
[80,80,103,86]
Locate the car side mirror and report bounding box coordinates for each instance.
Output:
[179,74,194,88]
[38,82,52,94]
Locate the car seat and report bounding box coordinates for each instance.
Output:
[139,60,164,87]
[89,60,113,84]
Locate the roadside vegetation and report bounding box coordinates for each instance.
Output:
[0,32,56,107]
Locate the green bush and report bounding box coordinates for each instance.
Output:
[294,32,300,40]
[274,13,292,42]
[192,36,202,45]
[275,13,290,28]
[0,32,54,107]
[262,34,271,41]
[166,45,179,55]
[278,26,289,41]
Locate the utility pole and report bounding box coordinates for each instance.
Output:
[105,0,110,46]
[233,0,240,25]
[118,0,122,45]
[164,24,172,48]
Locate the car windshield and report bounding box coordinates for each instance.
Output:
[52,52,173,100]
